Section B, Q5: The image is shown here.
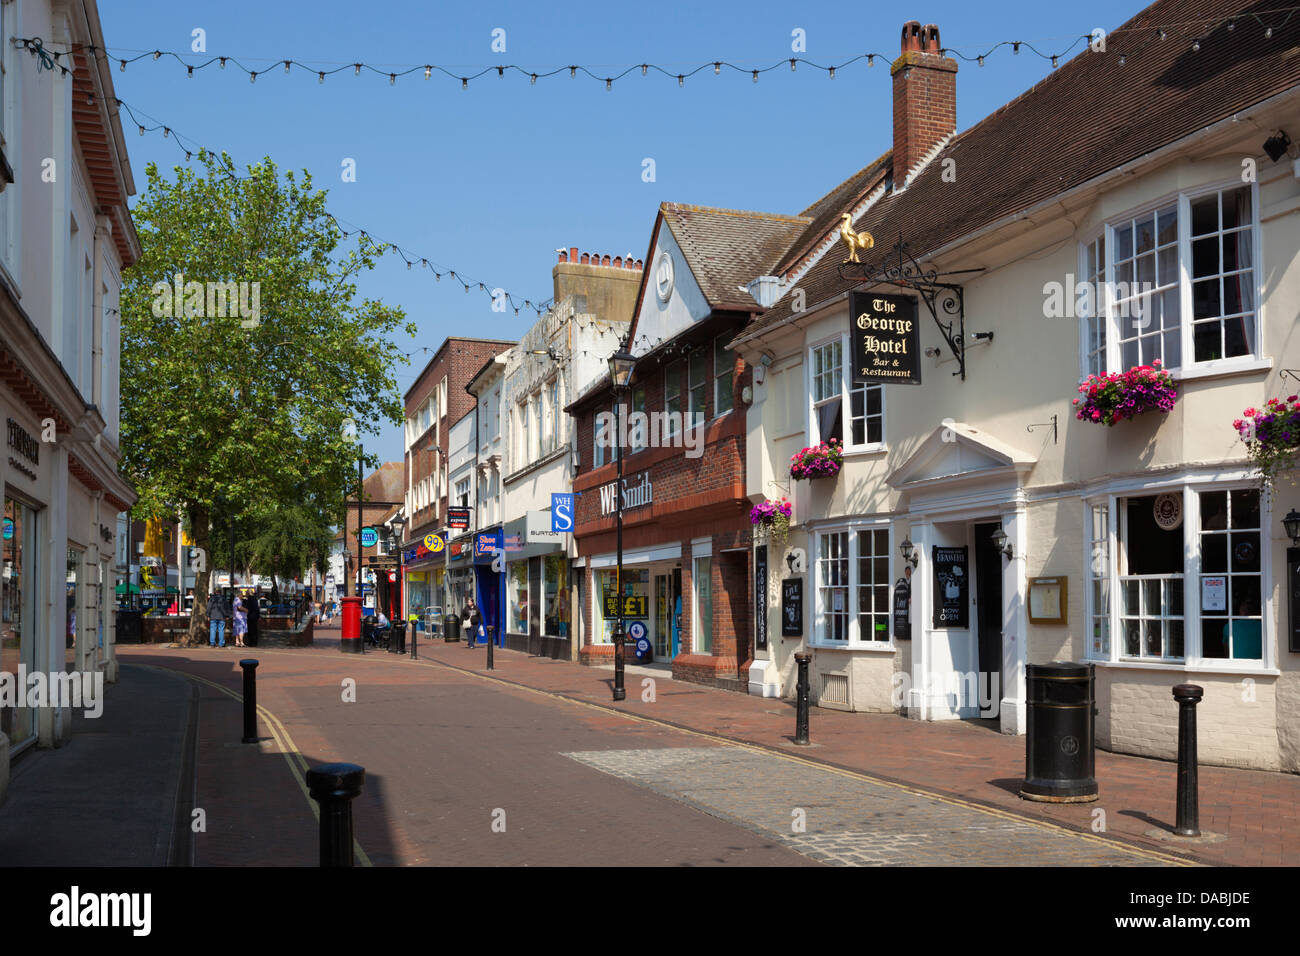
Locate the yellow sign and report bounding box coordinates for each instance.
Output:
[423,533,445,553]
[143,518,166,559]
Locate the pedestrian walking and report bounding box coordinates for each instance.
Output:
[465,598,480,648]
[246,591,260,647]
[207,591,228,647]
[232,593,248,647]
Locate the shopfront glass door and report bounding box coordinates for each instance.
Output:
[2,498,39,747]
[654,574,670,658]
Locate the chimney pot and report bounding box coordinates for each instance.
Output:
[558,249,568,263]
[570,246,579,262]
[580,253,590,264]
[613,255,623,267]
[601,254,611,266]
[901,20,922,53]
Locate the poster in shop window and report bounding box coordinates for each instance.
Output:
[850,291,921,386]
[932,546,968,628]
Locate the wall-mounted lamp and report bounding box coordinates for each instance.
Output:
[924,347,942,358]
[990,526,1014,560]
[527,348,560,361]
[899,537,919,569]
[758,351,774,367]
[1283,508,1300,545]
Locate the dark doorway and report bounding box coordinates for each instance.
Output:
[973,522,1004,719]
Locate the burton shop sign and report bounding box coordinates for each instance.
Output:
[932,546,969,628]
[850,292,920,385]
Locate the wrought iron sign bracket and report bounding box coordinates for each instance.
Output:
[838,236,986,380]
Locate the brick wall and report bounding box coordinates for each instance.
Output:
[406,338,514,539]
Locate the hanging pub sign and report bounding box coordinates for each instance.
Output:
[850,292,921,385]
[932,546,969,628]
[755,545,768,650]
[781,578,803,637]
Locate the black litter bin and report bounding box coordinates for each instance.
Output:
[1021,661,1098,803]
[444,613,460,642]
[361,617,375,648]
[393,621,406,654]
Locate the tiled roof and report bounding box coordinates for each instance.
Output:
[659,203,810,310]
[363,462,405,503]
[736,0,1300,344]
[774,152,891,275]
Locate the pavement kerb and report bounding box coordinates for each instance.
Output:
[133,661,372,867]
[218,645,1202,867]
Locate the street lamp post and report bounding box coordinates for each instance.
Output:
[607,345,636,703]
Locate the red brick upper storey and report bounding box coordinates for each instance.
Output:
[405,337,515,538]
[569,316,752,543]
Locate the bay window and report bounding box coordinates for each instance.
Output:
[814,525,892,646]
[1080,183,1258,376]
[1087,485,1266,665]
[809,337,884,450]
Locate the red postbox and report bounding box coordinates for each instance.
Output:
[341,596,363,654]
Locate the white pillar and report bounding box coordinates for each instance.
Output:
[1000,494,1029,734]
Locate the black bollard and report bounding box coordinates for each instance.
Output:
[794,652,812,745]
[409,619,418,660]
[1173,683,1203,837]
[305,763,365,867]
[239,659,259,744]
[486,625,495,670]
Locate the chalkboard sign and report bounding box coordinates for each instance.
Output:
[932,546,969,628]
[1289,547,1300,653]
[755,545,768,650]
[781,578,803,637]
[892,576,911,640]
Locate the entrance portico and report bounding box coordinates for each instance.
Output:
[887,422,1035,734]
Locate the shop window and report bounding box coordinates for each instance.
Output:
[714,336,733,417]
[856,529,891,644]
[509,560,529,634]
[67,548,83,670]
[1090,487,1264,665]
[628,387,647,452]
[688,349,708,429]
[544,554,568,638]
[693,556,713,653]
[2,497,38,746]
[593,406,608,468]
[1199,489,1262,659]
[1080,184,1257,375]
[817,531,849,643]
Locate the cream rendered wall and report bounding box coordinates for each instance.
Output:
[741,128,1300,768]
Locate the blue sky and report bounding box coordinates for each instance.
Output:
[99,0,1145,464]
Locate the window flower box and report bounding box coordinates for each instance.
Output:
[1073,361,1177,426]
[1235,396,1300,489]
[791,439,843,480]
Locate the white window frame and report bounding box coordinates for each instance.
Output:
[810,520,894,649]
[687,347,708,430]
[713,335,733,419]
[1078,180,1262,379]
[692,553,712,655]
[1084,480,1272,671]
[805,332,886,453]
[664,360,682,437]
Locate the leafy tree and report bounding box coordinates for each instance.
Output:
[121,151,412,645]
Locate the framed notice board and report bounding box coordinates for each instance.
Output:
[932,546,968,628]
[781,579,803,637]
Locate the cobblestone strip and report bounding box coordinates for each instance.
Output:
[563,747,1178,867]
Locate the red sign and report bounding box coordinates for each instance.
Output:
[448,507,470,530]
[388,571,397,583]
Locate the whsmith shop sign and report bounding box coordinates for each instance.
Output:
[850,292,920,385]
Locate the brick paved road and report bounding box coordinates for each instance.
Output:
[119,642,1194,866]
[564,747,1174,866]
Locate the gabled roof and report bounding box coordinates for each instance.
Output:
[736,0,1300,345]
[658,203,809,311]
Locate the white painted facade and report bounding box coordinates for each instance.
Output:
[735,92,1300,771]
[0,0,138,799]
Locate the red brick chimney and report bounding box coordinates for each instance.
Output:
[891,21,957,185]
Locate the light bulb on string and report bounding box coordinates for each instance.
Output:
[389,73,395,85]
[641,64,647,76]
[829,66,835,79]
[790,58,796,71]
[868,54,874,67]
[424,65,431,79]
[570,66,576,78]
[752,70,758,82]
[284,60,291,73]
[318,71,324,83]
[714,62,720,75]
[978,55,984,66]
[677,74,683,86]
[118,59,125,72]
[219,57,226,68]
[354,63,361,76]
[530,73,536,84]
[462,77,467,89]
[187,65,193,77]
[250,71,256,83]
[605,78,611,91]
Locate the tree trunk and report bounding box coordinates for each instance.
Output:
[184,503,212,647]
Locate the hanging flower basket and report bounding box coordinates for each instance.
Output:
[750,497,791,541]
[1072,361,1178,426]
[1235,396,1300,489]
[790,439,843,480]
